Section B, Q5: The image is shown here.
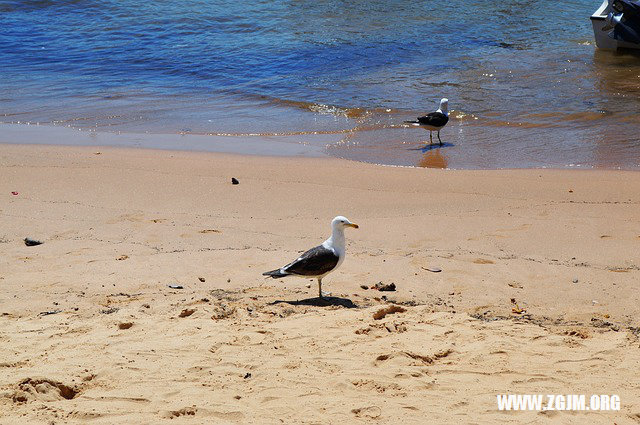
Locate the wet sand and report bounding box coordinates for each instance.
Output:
[1,143,640,423]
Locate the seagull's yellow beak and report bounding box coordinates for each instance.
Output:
[347,223,359,229]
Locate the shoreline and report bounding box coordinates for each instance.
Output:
[3,122,640,171]
[0,123,333,159]
[1,142,639,423]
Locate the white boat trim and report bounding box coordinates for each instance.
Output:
[591,0,640,49]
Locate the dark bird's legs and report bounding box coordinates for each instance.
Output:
[423,128,443,147]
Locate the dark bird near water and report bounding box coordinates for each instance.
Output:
[263,216,359,299]
[404,98,449,145]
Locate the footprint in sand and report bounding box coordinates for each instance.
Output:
[352,406,382,418]
[16,377,80,402]
[162,407,197,419]
[473,258,494,264]
[106,213,145,224]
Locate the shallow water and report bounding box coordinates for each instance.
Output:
[1,0,639,168]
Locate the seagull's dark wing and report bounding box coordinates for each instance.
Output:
[416,112,449,127]
[282,245,339,276]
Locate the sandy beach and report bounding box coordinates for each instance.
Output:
[1,143,640,424]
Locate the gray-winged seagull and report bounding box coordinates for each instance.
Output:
[263,216,358,299]
[405,98,449,145]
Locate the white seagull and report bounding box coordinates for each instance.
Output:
[263,216,359,299]
[405,98,449,145]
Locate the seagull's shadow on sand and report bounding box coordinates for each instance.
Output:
[408,142,455,152]
[269,296,357,308]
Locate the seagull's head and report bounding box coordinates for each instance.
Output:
[332,216,359,230]
[439,98,449,114]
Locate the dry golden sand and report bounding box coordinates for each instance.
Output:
[1,143,640,424]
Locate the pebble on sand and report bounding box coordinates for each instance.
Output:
[422,266,442,273]
[231,177,239,185]
[24,238,43,246]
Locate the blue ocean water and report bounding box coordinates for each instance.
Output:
[1,0,639,168]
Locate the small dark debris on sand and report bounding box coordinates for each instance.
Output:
[360,285,368,290]
[591,317,620,331]
[198,277,206,282]
[231,177,239,185]
[373,282,396,292]
[118,322,134,330]
[39,310,62,316]
[179,308,196,318]
[101,307,119,314]
[510,298,526,314]
[168,284,184,289]
[211,303,236,320]
[373,305,407,320]
[243,372,251,379]
[24,238,43,246]
[565,329,589,339]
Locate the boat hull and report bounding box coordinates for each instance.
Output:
[591,0,640,49]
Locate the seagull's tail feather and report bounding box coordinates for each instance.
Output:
[262,268,290,278]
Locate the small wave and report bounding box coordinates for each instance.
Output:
[479,120,556,129]
[450,110,478,121]
[195,129,352,137]
[524,111,608,122]
[236,93,404,120]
